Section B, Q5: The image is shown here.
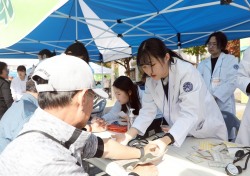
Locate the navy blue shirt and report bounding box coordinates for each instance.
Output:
[0,93,38,153]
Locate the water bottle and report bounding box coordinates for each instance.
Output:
[127,108,135,130]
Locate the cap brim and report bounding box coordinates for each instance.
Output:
[93,89,109,99]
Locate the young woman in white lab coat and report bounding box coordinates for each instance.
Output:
[114,38,228,148]
[103,76,166,136]
[197,32,238,115]
[235,47,250,146]
[103,76,142,122]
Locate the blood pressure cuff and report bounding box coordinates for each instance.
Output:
[142,118,168,138]
[93,137,104,158]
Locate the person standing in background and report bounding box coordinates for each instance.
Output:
[235,46,250,146]
[26,49,56,78]
[0,62,13,119]
[10,65,27,101]
[197,31,238,115]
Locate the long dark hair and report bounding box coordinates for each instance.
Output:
[205,31,229,54]
[113,76,141,115]
[137,38,184,67]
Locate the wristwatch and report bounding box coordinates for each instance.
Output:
[163,133,175,145]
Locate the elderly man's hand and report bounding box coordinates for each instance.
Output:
[143,143,159,156]
[149,138,168,156]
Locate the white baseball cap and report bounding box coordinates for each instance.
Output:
[32,54,108,99]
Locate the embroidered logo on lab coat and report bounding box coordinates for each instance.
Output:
[233,64,239,70]
[183,82,193,92]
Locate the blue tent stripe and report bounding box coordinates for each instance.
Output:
[1,0,250,61]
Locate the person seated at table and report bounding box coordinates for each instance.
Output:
[0,78,106,153]
[0,55,159,176]
[236,46,250,146]
[113,38,228,150]
[103,76,141,121]
[103,76,167,136]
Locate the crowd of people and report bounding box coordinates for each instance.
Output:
[0,31,249,176]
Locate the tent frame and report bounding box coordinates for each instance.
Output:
[1,0,250,61]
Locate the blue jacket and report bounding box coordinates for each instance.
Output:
[0,93,38,153]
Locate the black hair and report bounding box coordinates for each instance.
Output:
[26,79,37,93]
[17,65,26,72]
[205,31,229,54]
[137,38,184,67]
[38,49,56,59]
[113,76,141,115]
[65,42,90,64]
[0,62,7,74]
[33,76,78,109]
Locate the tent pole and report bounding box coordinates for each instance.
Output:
[75,0,78,40]
[177,33,181,54]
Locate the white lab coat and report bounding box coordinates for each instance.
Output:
[132,58,228,147]
[10,76,27,101]
[197,53,238,114]
[235,47,250,146]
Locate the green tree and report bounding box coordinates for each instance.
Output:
[183,45,207,64]
[115,57,134,77]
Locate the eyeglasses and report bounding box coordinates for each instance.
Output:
[207,43,217,48]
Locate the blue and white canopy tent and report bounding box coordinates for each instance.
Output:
[1,0,250,62]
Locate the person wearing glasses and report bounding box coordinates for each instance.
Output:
[197,31,238,115]
[0,62,13,119]
[0,55,158,176]
[113,38,227,152]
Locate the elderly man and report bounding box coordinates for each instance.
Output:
[0,55,158,176]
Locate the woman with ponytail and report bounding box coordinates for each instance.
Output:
[113,38,227,150]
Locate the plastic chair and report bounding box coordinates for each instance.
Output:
[221,111,241,141]
[91,99,107,117]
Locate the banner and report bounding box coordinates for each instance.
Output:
[0,0,68,48]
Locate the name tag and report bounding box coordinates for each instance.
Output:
[211,77,220,89]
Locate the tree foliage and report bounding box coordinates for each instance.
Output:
[115,57,134,77]
[183,45,207,64]
[226,39,240,58]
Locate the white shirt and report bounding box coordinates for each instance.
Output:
[10,76,27,101]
